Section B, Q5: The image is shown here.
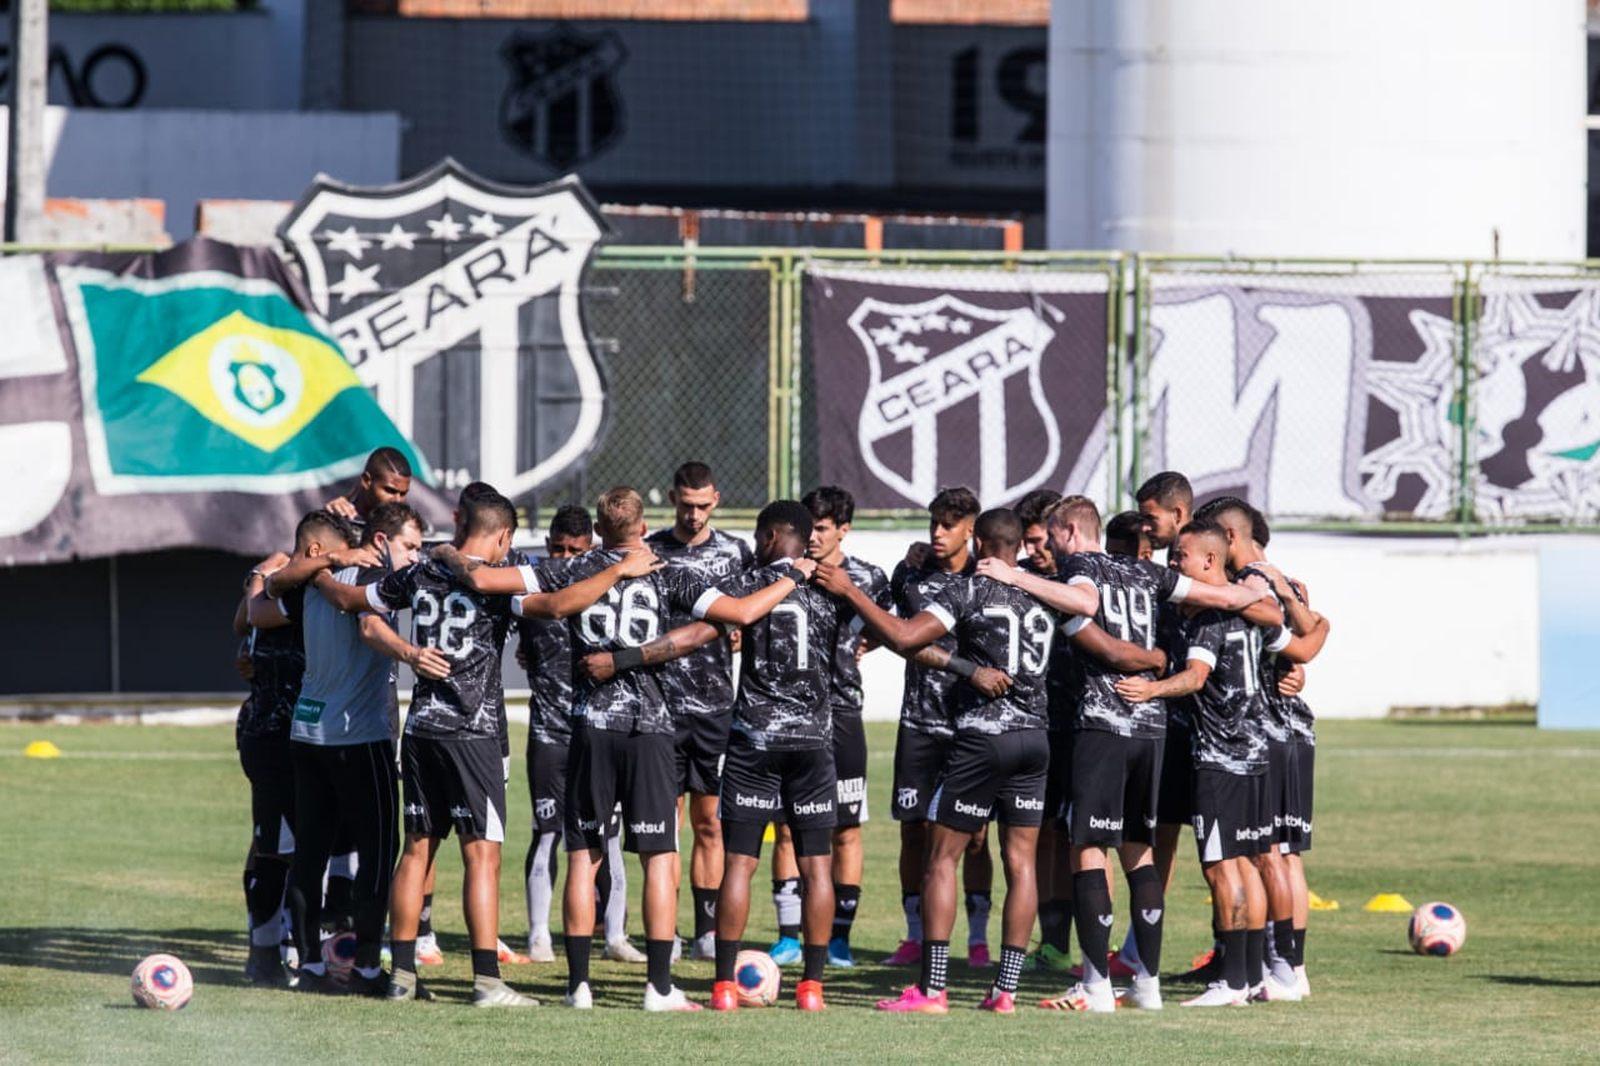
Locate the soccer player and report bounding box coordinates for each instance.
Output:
[763,485,890,968]
[644,461,754,960]
[251,503,425,995]
[235,534,314,986]
[1114,520,1328,1007]
[977,497,1270,1012]
[822,508,1050,1013]
[587,501,843,1011]
[323,446,414,525]
[1194,496,1325,998]
[885,487,995,969]
[517,505,642,965]
[527,487,805,1011]
[1135,471,1193,554]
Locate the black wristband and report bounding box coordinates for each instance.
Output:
[613,646,645,672]
[947,656,978,679]
[783,566,809,585]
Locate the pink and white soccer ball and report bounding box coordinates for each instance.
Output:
[734,949,781,1007]
[131,953,193,1010]
[1408,901,1467,956]
[321,930,359,979]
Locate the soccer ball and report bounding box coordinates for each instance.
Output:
[131,954,193,1010]
[321,930,359,979]
[734,949,781,1007]
[1408,901,1467,956]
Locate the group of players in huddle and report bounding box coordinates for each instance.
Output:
[233,447,1329,1013]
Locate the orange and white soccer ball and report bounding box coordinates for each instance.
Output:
[1408,901,1467,956]
[734,949,781,1007]
[321,931,359,979]
[131,954,193,1010]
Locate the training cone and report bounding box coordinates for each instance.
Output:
[23,740,61,759]
[1363,893,1413,913]
[762,824,776,844]
[1309,891,1340,911]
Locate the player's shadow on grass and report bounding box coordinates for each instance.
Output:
[1479,975,1600,989]
[0,926,248,986]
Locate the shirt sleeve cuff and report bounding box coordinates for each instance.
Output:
[1066,575,1095,589]
[1188,646,1217,669]
[923,602,956,633]
[1168,574,1194,603]
[1063,615,1090,636]
[510,596,527,619]
[364,583,387,613]
[518,564,539,593]
[691,588,725,620]
[1265,627,1293,653]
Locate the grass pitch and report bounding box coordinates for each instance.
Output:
[1,719,1597,1064]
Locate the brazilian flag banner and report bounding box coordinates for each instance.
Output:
[0,239,443,564]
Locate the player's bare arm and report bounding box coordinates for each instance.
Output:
[975,559,1099,617]
[814,561,947,653]
[262,544,379,598]
[246,589,290,630]
[358,613,451,680]
[1114,658,1212,703]
[1178,578,1268,613]
[1236,570,1286,628]
[1069,621,1167,675]
[310,569,378,614]
[1274,614,1331,664]
[234,552,287,636]
[696,558,818,627]
[907,643,1012,698]
[515,549,668,620]
[1256,564,1318,636]
[1278,661,1307,696]
[580,620,725,682]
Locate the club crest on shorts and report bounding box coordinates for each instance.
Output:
[896,786,919,810]
[535,797,557,822]
[847,293,1062,505]
[278,159,612,500]
[500,24,628,171]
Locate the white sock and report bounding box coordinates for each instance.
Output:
[328,852,358,879]
[526,831,557,942]
[603,831,628,942]
[773,877,802,933]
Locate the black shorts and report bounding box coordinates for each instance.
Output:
[1043,728,1073,824]
[1157,719,1196,827]
[719,733,836,846]
[832,713,869,829]
[567,725,678,854]
[929,729,1049,833]
[891,725,953,822]
[1284,740,1314,853]
[401,734,507,843]
[1262,739,1298,846]
[239,734,296,856]
[1067,729,1163,847]
[527,735,568,835]
[1193,767,1270,863]
[674,707,732,797]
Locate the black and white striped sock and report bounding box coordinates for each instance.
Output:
[995,944,1027,994]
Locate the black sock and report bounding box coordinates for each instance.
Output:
[419,892,434,938]
[919,939,950,996]
[802,943,827,983]
[324,875,354,923]
[391,938,417,976]
[832,883,861,943]
[1273,919,1296,969]
[471,947,499,981]
[1127,865,1164,978]
[565,934,591,993]
[1072,869,1113,984]
[645,938,674,996]
[246,858,289,933]
[995,944,1026,994]
[1244,928,1265,988]
[1292,926,1307,968]
[1221,929,1248,991]
[692,887,719,940]
[715,937,741,983]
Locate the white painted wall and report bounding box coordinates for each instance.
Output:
[1048,0,1587,258]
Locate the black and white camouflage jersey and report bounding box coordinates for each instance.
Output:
[645,527,754,719]
[1059,551,1193,740]
[711,560,843,750]
[514,553,576,746]
[890,557,977,738]
[369,558,519,741]
[539,546,717,736]
[1156,601,1194,733]
[1179,608,1291,774]
[237,585,306,740]
[1235,564,1297,744]
[827,555,891,718]
[1263,568,1317,746]
[926,573,1053,735]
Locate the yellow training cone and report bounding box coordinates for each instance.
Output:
[762,824,776,844]
[1309,891,1340,912]
[23,740,61,759]
[1363,892,1413,913]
